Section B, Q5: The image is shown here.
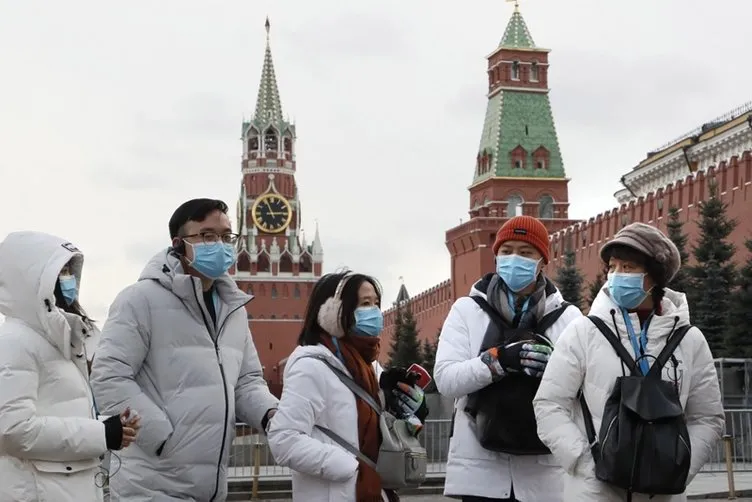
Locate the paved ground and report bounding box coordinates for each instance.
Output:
[262,495,752,502]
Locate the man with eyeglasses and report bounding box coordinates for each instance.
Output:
[90,198,278,502]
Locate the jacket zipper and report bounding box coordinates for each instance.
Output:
[192,286,250,502]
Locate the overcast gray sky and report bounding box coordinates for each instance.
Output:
[1,0,749,322]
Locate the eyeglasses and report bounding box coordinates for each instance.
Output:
[182,232,240,245]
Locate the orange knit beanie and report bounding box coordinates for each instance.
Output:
[492,215,551,263]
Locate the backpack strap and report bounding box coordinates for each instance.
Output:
[587,315,639,375]
[471,296,510,331]
[536,301,573,334]
[297,355,383,414]
[646,325,693,378]
[578,390,598,454]
[472,296,512,355]
[295,355,381,470]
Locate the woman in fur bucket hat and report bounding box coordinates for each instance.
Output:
[534,222,725,501]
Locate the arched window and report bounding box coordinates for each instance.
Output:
[511,61,520,81]
[507,194,523,217]
[539,195,554,219]
[531,62,539,82]
[249,135,259,151]
[264,128,277,152]
[279,252,293,273]
[283,137,292,153]
[257,252,270,273]
[271,285,278,299]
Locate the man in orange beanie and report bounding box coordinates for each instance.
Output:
[434,215,582,502]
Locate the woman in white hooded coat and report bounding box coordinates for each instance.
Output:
[0,231,139,502]
[533,223,725,502]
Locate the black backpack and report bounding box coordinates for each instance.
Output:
[579,315,693,501]
[464,296,573,455]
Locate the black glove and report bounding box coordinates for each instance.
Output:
[103,415,124,450]
[379,367,419,392]
[379,367,429,421]
[483,338,553,378]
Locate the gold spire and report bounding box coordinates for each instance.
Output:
[265,16,270,39]
[506,0,520,13]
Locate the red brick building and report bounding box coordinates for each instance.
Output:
[230,20,323,394]
[380,8,752,363]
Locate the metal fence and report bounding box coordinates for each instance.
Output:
[228,409,752,480]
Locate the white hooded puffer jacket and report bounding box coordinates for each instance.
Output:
[0,231,109,502]
[434,274,583,501]
[533,287,725,501]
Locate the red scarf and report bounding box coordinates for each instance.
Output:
[322,335,383,501]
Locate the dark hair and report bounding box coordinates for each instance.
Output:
[298,270,382,346]
[53,279,92,321]
[168,198,229,239]
[602,243,666,312]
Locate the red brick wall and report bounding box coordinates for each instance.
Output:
[546,151,752,287]
[238,279,317,385]
[380,280,453,365]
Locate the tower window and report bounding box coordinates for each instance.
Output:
[537,160,545,169]
[539,195,554,219]
[511,61,520,81]
[507,195,524,217]
[531,62,539,82]
[271,285,278,298]
[294,285,301,298]
[264,128,277,152]
[514,160,522,169]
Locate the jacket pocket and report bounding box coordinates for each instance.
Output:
[31,457,101,474]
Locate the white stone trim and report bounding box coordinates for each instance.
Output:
[618,119,752,202]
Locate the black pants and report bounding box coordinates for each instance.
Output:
[462,486,518,502]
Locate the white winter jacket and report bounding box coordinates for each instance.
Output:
[434,274,582,501]
[267,344,389,502]
[0,231,109,502]
[533,287,725,502]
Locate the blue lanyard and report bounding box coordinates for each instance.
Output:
[621,309,651,375]
[507,291,530,315]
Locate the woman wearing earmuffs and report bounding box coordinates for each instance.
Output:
[267,271,429,502]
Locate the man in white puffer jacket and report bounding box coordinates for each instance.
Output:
[533,222,725,501]
[435,216,582,502]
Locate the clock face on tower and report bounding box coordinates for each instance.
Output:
[251,193,293,233]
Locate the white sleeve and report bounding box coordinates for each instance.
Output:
[434,299,494,399]
[266,358,359,482]
[235,328,279,431]
[89,288,173,455]
[533,316,590,474]
[684,329,725,481]
[0,341,107,461]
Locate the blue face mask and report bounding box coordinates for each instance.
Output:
[608,272,649,310]
[496,254,540,293]
[354,306,384,337]
[189,242,237,279]
[59,274,78,306]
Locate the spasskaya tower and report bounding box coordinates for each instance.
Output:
[230,18,324,394]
